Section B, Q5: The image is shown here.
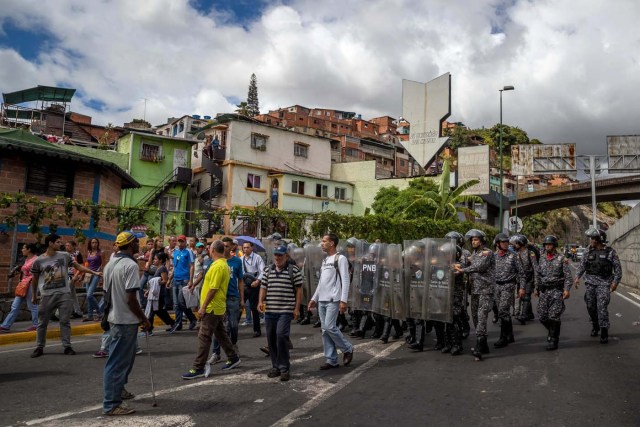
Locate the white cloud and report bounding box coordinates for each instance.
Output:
[0,0,639,154]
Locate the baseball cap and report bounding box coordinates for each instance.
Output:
[115,230,144,248]
[177,234,187,242]
[273,244,288,255]
[195,242,205,248]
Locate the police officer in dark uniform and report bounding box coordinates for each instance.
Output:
[444,232,467,356]
[446,231,472,339]
[536,235,572,351]
[574,228,622,344]
[511,234,538,325]
[492,233,523,348]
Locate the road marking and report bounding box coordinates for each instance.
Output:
[41,414,195,427]
[23,340,386,425]
[271,340,404,427]
[615,292,640,309]
[629,293,640,301]
[0,338,96,354]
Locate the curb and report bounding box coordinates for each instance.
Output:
[0,317,174,347]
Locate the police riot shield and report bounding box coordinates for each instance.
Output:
[304,242,324,300]
[351,240,375,312]
[404,240,428,320]
[423,238,456,323]
[290,246,307,303]
[372,243,392,317]
[388,243,406,320]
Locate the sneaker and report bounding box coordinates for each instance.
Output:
[182,368,205,380]
[26,325,37,332]
[168,323,182,334]
[260,346,270,356]
[104,404,135,416]
[121,388,135,400]
[64,347,76,355]
[280,371,290,382]
[267,368,281,378]
[135,348,143,355]
[221,357,241,370]
[260,318,265,325]
[207,353,221,365]
[93,350,109,358]
[189,321,197,331]
[0,326,10,333]
[241,320,251,326]
[30,348,44,358]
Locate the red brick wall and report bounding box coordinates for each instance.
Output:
[0,153,124,294]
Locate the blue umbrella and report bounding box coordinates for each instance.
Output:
[235,236,266,252]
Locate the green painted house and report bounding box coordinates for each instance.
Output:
[116,131,196,234]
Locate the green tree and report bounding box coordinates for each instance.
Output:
[235,101,250,116]
[521,212,548,240]
[407,159,483,220]
[371,178,438,219]
[247,73,259,117]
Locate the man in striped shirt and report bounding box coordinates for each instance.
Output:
[258,244,303,382]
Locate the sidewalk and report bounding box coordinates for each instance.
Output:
[0,316,173,346]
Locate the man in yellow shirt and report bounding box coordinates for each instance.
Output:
[182,240,241,379]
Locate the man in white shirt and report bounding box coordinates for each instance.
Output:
[308,233,354,370]
[241,242,265,336]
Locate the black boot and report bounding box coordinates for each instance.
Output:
[350,311,362,335]
[541,320,552,342]
[546,321,559,351]
[406,318,417,344]
[506,319,515,343]
[600,327,608,344]
[480,336,490,354]
[391,319,404,339]
[590,323,600,337]
[441,323,453,354]
[494,320,509,348]
[433,322,445,351]
[408,320,425,351]
[337,313,348,332]
[492,303,499,323]
[461,317,470,339]
[351,314,368,338]
[471,337,483,360]
[380,318,392,343]
[371,314,384,339]
[300,309,311,325]
[297,305,306,324]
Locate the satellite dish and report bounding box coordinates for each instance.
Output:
[196,132,206,141]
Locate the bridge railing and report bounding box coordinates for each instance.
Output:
[516,175,640,200]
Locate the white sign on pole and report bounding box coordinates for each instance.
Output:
[511,144,576,176]
[508,216,523,233]
[607,135,640,173]
[401,73,451,168]
[458,145,490,195]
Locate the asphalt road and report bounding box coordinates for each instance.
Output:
[1,267,639,427]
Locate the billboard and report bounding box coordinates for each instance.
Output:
[458,145,490,195]
[607,135,640,173]
[511,144,576,175]
[401,73,451,168]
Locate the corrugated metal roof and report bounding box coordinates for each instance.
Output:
[2,85,76,104]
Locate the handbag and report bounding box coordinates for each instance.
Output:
[101,288,112,332]
[15,279,30,298]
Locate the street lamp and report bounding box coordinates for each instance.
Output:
[498,85,515,232]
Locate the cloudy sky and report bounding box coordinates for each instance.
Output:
[1,0,639,155]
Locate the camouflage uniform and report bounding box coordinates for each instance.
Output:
[461,247,495,338]
[536,251,572,323]
[444,247,468,354]
[515,247,538,322]
[460,248,472,337]
[494,250,523,322]
[575,246,622,329]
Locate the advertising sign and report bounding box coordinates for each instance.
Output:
[511,144,576,175]
[607,135,640,173]
[458,145,490,195]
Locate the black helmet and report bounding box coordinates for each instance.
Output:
[445,231,464,247]
[542,235,559,247]
[493,233,509,247]
[465,229,487,244]
[585,227,607,243]
[509,234,528,247]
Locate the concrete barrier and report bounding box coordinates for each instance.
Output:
[608,203,640,290]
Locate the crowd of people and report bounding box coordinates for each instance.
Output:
[3,225,622,416]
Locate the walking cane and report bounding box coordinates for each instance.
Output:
[145,333,158,407]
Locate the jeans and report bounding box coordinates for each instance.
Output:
[138,272,150,308]
[86,274,102,317]
[245,298,252,323]
[194,313,237,370]
[36,293,72,349]
[265,312,293,372]
[172,280,196,326]
[318,301,353,366]
[1,286,38,329]
[213,297,240,355]
[103,324,139,413]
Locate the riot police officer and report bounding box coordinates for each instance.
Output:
[454,229,495,361]
[444,232,467,356]
[492,233,523,348]
[446,231,471,339]
[511,234,538,325]
[574,228,622,344]
[536,235,572,351]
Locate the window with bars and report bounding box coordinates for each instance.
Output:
[140,142,164,162]
[159,195,179,211]
[251,133,268,151]
[294,142,308,158]
[25,162,74,197]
